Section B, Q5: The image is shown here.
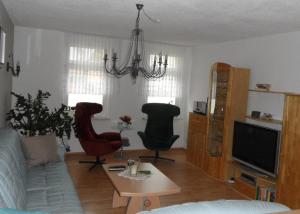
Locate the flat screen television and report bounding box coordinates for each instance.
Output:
[232,121,281,178]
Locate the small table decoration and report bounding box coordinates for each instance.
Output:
[118,169,152,181]
[113,115,132,159]
[118,159,151,180]
[118,115,132,133]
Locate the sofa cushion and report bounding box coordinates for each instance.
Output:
[26,187,83,214]
[0,129,27,209]
[27,162,73,191]
[138,200,290,214]
[0,208,47,214]
[0,128,83,213]
[22,134,60,168]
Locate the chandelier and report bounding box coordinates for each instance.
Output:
[104,4,168,82]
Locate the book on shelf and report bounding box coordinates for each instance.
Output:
[256,186,276,202]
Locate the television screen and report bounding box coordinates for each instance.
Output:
[232,121,281,177]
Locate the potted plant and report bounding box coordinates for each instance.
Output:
[6,90,73,151]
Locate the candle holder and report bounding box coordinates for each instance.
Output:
[6,54,21,77]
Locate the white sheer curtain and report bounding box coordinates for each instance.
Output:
[138,43,190,116]
[65,33,120,117]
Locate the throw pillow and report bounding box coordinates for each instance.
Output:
[0,208,47,214]
[22,134,60,168]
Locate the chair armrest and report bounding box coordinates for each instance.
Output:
[137,131,147,142]
[170,135,180,144]
[97,132,121,141]
[82,139,121,155]
[165,135,180,147]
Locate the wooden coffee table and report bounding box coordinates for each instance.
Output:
[103,163,181,214]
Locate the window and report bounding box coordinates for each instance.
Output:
[0,28,6,64]
[147,96,175,104]
[68,94,103,107]
[67,46,105,107]
[146,54,178,104]
[65,33,119,117]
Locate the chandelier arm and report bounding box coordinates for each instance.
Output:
[118,30,135,69]
[140,30,153,73]
[140,67,159,79]
[139,67,151,78]
[139,30,165,78]
[104,61,116,75]
[113,65,131,76]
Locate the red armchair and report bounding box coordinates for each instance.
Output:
[74,102,122,170]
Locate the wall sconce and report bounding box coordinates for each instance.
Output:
[6,53,20,77]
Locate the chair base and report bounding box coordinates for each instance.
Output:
[79,156,105,171]
[139,151,175,163]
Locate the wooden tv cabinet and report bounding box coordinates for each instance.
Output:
[187,62,300,208]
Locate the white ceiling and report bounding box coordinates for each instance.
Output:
[3,0,300,45]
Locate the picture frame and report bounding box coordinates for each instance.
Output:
[0,27,6,64]
[251,110,261,119]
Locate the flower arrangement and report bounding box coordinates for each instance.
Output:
[118,115,132,133]
[119,115,132,125]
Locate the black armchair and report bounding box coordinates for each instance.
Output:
[138,103,180,162]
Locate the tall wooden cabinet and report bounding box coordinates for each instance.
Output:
[206,63,250,179]
[187,62,250,179]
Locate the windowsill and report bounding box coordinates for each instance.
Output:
[92,115,111,120]
[91,116,182,121]
[142,117,182,121]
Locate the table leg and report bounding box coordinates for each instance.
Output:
[126,197,143,214]
[112,190,128,208]
[126,196,160,214]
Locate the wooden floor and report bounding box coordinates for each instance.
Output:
[66,149,245,214]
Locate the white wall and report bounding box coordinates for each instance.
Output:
[13,26,190,152]
[190,31,300,123]
[0,1,14,127]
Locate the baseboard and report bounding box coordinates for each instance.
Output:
[65,148,186,158]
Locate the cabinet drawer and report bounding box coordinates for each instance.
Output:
[189,112,207,123]
[189,122,206,134]
[233,178,256,199]
[189,113,207,134]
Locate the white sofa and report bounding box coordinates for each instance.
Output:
[0,128,83,213]
[138,200,290,214]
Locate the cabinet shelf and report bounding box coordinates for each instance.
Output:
[249,89,300,96]
[246,115,282,125]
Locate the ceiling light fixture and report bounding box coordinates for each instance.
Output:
[104,4,168,82]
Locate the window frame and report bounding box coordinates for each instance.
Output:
[66,46,106,109]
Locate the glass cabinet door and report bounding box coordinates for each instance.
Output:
[207,64,230,157]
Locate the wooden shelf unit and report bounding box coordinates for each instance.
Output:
[245,115,283,125]
[233,167,277,200]
[187,62,300,208]
[249,89,300,96]
[245,91,300,208]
